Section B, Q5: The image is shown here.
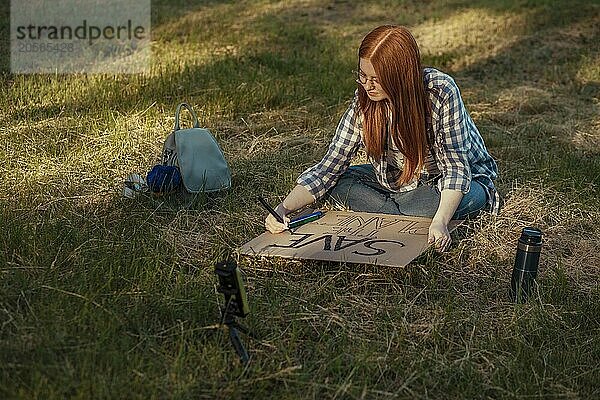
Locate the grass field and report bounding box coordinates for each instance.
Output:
[1,0,600,398]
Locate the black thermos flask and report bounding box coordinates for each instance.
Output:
[510,227,543,303]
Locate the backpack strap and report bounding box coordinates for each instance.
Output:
[174,103,200,131]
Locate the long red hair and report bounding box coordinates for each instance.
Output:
[358,25,430,185]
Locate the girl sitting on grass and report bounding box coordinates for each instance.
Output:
[265,25,499,252]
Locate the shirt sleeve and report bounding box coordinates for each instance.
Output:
[297,95,362,200]
[436,79,472,193]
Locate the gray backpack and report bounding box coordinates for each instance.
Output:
[162,103,231,193]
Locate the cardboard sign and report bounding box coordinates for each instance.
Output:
[240,211,461,267]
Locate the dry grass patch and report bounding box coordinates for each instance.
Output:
[456,181,600,294]
[413,8,529,70]
[571,117,600,153]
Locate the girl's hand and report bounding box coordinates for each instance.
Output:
[428,220,451,252]
[264,204,290,234]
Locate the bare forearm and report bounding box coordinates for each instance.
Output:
[428,189,462,251]
[275,185,314,215]
[432,189,463,224]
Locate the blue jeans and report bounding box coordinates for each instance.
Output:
[326,164,488,219]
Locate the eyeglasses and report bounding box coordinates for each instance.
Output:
[353,69,379,86]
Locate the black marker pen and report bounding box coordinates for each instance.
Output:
[257,196,284,224]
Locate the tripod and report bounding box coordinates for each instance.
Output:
[219,293,252,365]
[214,259,253,365]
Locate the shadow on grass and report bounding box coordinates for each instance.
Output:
[6,13,354,127]
[151,0,236,27]
[0,1,8,74]
[0,0,233,75]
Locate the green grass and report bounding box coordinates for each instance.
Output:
[1,0,600,398]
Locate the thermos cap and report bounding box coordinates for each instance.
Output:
[519,227,543,245]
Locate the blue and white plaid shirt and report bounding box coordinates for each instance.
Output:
[298,68,500,214]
